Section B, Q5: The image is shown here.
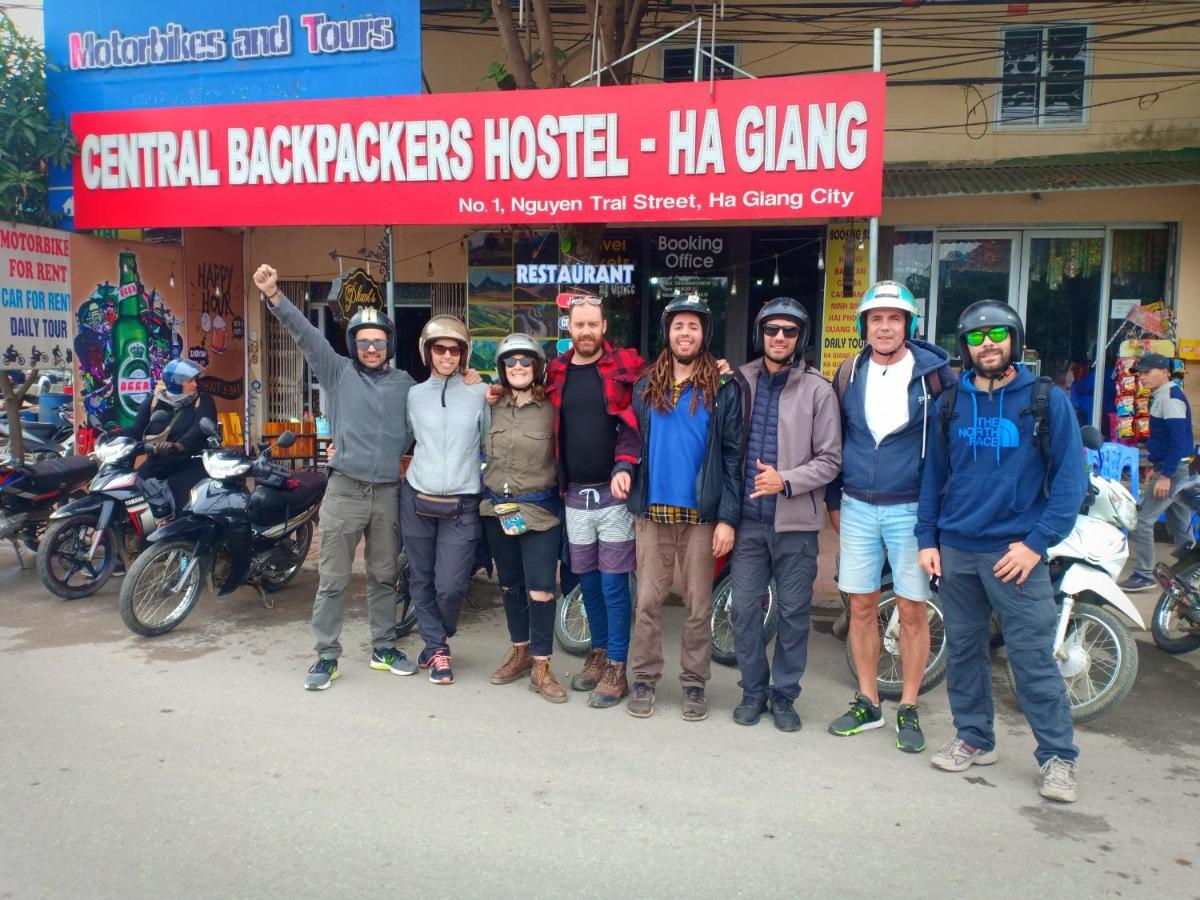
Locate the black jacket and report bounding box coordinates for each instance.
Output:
[131,391,217,477]
[616,374,743,526]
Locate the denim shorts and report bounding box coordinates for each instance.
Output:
[837,494,931,602]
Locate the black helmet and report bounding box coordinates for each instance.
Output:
[495,332,547,387]
[346,305,396,359]
[753,297,810,363]
[660,293,712,349]
[955,300,1024,367]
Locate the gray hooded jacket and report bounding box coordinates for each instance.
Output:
[268,295,414,484]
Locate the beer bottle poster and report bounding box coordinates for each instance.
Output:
[70,233,185,431]
[183,228,246,414]
[0,221,74,370]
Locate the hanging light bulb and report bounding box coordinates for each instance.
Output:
[730,278,737,296]
[168,269,175,289]
[304,280,310,302]
[215,283,222,298]
[755,278,764,286]
[459,239,466,255]
[817,249,825,271]
[427,252,434,278]
[772,254,780,287]
[649,275,659,285]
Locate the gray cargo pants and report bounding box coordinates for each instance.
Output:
[312,471,401,660]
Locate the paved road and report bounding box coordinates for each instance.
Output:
[1,554,1198,899]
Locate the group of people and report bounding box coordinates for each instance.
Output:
[250,260,1157,806]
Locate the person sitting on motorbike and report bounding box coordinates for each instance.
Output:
[131,358,216,516]
[917,300,1087,803]
[482,334,568,703]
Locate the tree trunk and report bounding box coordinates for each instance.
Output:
[0,370,38,461]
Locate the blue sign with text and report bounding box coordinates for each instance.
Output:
[44,0,421,225]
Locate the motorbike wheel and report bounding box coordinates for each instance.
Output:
[37,514,117,599]
[260,521,313,593]
[846,589,948,701]
[394,547,417,639]
[119,540,206,637]
[1150,561,1200,654]
[710,575,779,667]
[553,574,638,657]
[1006,601,1138,724]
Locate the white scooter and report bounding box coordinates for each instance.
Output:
[1023,425,1143,723]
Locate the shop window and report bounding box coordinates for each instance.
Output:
[662,44,737,82]
[999,24,1088,127]
[890,231,933,332]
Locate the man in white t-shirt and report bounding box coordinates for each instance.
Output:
[827,281,956,753]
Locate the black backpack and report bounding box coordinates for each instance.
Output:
[938,375,1055,497]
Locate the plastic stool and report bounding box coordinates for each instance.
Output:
[1083,448,1101,474]
[1099,442,1140,500]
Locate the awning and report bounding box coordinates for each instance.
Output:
[883,149,1200,199]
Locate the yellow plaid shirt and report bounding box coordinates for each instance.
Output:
[643,378,710,526]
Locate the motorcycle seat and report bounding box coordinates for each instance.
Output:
[24,455,98,493]
[283,470,327,508]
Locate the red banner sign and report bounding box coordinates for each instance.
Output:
[71,72,884,228]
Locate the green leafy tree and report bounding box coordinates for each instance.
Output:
[0,11,76,226]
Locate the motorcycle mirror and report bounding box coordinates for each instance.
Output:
[1080,425,1104,451]
[276,430,296,449]
[199,417,218,436]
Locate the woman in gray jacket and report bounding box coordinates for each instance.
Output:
[402,315,489,686]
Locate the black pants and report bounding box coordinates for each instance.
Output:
[484,517,562,657]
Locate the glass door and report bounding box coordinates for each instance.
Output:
[1018,231,1104,425]
[929,232,1020,362]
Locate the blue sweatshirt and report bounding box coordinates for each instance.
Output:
[917,365,1087,556]
[648,384,710,509]
[1147,381,1193,478]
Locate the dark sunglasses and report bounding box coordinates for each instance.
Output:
[964,326,1010,347]
[501,355,535,369]
[762,324,801,338]
[355,338,388,351]
[430,343,462,356]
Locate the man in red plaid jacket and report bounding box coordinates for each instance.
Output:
[544,297,643,710]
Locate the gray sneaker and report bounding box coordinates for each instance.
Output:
[370,647,417,676]
[1039,756,1078,803]
[930,737,998,772]
[305,657,339,691]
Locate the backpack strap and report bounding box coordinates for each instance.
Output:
[1028,376,1055,498]
[833,355,855,406]
[938,380,959,459]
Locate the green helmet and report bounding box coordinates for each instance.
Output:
[856,281,919,341]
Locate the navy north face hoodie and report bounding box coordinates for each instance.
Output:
[916,365,1087,555]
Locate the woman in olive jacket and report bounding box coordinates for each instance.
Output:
[481,333,567,703]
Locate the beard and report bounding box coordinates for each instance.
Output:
[671,344,702,365]
[765,344,794,365]
[973,348,1012,379]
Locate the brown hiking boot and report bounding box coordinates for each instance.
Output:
[626,681,656,718]
[681,687,709,722]
[588,661,628,709]
[530,658,567,704]
[570,648,607,692]
[490,644,533,685]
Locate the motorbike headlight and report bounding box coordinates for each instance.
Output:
[94,438,135,465]
[203,451,251,480]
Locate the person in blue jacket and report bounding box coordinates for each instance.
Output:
[917,300,1087,804]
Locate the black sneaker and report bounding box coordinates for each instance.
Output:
[428,649,454,685]
[733,694,769,726]
[828,693,885,736]
[305,657,338,691]
[770,695,802,732]
[418,647,436,669]
[895,704,926,753]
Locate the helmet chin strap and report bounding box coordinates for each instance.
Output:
[984,364,1016,398]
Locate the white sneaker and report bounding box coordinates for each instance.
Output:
[1039,756,1078,803]
[930,737,998,772]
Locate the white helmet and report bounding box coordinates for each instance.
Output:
[418,315,470,372]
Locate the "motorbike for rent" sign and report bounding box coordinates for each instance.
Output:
[0,222,75,370]
[70,72,884,228]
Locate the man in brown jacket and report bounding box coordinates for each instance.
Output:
[729,298,842,732]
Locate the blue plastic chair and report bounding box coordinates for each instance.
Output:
[1099,442,1140,500]
[1083,448,1101,474]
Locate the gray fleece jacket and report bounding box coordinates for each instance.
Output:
[268,295,414,484]
[406,374,489,496]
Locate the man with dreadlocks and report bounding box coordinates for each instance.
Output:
[618,295,743,722]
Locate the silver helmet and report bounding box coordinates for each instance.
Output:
[496,332,547,387]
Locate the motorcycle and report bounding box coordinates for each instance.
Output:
[3,345,25,366]
[0,452,97,563]
[0,406,75,462]
[118,421,326,636]
[29,346,48,367]
[1150,475,1200,655]
[37,411,176,599]
[553,555,780,666]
